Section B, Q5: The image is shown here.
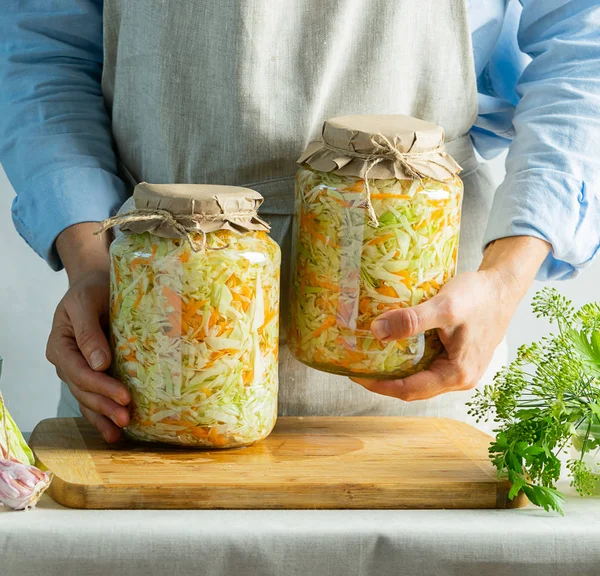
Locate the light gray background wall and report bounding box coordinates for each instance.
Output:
[1,156,599,431]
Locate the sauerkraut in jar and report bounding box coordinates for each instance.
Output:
[106,183,280,447]
[289,115,463,379]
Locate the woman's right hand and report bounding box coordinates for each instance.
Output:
[46,223,130,443]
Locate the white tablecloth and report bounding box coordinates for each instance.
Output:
[2,485,599,576]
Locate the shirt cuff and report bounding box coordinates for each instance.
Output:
[483,168,600,281]
[11,167,127,271]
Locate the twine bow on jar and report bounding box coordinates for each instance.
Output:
[94,182,271,251]
[297,115,463,228]
[94,208,269,251]
[321,134,451,227]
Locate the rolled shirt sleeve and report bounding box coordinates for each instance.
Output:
[0,0,126,271]
[483,0,600,280]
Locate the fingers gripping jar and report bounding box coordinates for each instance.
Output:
[106,183,281,447]
[289,115,464,379]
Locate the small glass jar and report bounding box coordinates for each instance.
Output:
[108,183,280,447]
[289,115,463,379]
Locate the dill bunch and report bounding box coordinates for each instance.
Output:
[468,288,600,514]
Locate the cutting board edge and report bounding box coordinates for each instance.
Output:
[45,481,504,510]
[47,478,529,510]
[30,417,103,487]
[46,476,89,509]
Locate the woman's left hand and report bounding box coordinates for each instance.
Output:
[351,236,551,401]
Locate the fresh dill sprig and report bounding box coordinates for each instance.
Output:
[467,288,600,514]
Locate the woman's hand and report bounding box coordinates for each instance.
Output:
[45,223,130,443]
[351,236,551,402]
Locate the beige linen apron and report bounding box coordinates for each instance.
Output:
[59,0,506,430]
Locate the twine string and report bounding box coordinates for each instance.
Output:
[94,208,268,251]
[321,134,449,227]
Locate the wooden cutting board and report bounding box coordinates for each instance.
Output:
[29,417,527,510]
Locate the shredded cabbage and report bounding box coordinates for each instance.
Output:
[110,230,280,447]
[0,392,34,466]
[289,167,463,378]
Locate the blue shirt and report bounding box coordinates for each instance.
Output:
[1,0,599,280]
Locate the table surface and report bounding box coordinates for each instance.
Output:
[2,484,600,576]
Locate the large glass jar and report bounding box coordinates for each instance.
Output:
[108,183,280,447]
[289,115,463,379]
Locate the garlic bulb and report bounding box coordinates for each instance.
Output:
[0,459,52,510]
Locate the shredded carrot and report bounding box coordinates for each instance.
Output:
[238,285,252,299]
[261,308,277,331]
[329,195,353,207]
[183,299,205,322]
[167,312,182,335]
[368,233,395,245]
[208,309,218,328]
[313,230,338,248]
[179,251,190,263]
[162,285,182,311]
[226,274,239,288]
[242,370,254,385]
[130,244,158,268]
[132,282,144,310]
[181,319,190,334]
[394,269,412,287]
[301,211,317,223]
[370,193,411,200]
[113,258,122,286]
[428,199,449,207]
[359,298,371,315]
[306,272,337,292]
[376,285,398,298]
[231,291,250,313]
[343,350,365,364]
[190,426,210,439]
[111,294,123,317]
[346,180,365,193]
[208,427,228,447]
[300,215,340,248]
[313,316,336,338]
